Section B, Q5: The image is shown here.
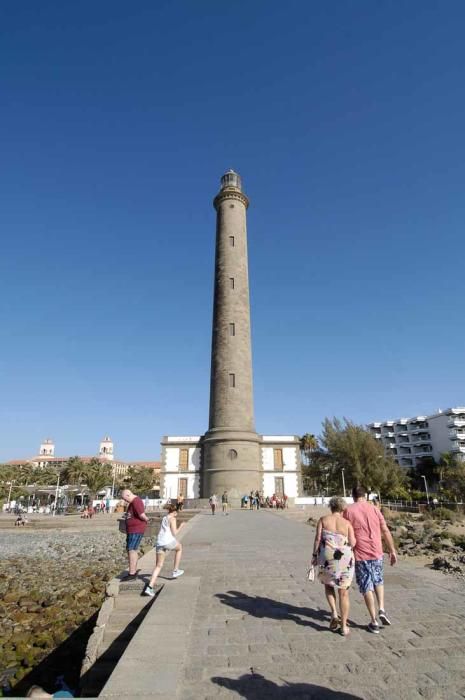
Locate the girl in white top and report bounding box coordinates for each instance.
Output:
[143,503,185,597]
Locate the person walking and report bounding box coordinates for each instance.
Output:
[121,488,148,581]
[209,493,218,515]
[344,485,397,634]
[249,491,254,510]
[312,496,355,636]
[222,491,229,515]
[143,503,185,596]
[255,490,261,510]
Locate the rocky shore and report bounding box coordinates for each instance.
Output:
[388,509,465,577]
[0,529,127,696]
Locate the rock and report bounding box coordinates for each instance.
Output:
[3,592,19,604]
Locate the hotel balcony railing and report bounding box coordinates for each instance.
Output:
[448,418,465,428]
[451,443,465,453]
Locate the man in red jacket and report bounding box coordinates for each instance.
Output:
[121,489,148,581]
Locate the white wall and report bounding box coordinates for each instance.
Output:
[261,445,299,497]
[162,473,200,499]
[262,471,298,498]
[165,447,180,470]
[428,413,453,460]
[283,447,298,471]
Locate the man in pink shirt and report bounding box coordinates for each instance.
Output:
[344,485,397,634]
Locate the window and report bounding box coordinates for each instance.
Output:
[229,373,235,388]
[228,449,238,460]
[229,323,235,336]
[229,236,235,247]
[275,477,284,497]
[179,449,189,471]
[230,278,235,289]
[178,478,188,498]
[273,448,283,470]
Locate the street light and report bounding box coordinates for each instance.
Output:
[53,474,60,516]
[7,481,15,512]
[341,468,346,498]
[421,475,430,505]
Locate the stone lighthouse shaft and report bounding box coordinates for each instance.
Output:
[202,171,261,501]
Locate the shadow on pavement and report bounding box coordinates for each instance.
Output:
[212,672,362,699]
[216,590,367,631]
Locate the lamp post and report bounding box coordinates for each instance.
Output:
[53,474,60,516]
[7,481,15,512]
[421,475,430,505]
[111,469,116,498]
[341,468,346,498]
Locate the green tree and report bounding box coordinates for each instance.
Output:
[121,466,155,495]
[30,465,61,486]
[83,462,113,499]
[440,452,465,501]
[300,433,318,466]
[320,417,409,498]
[62,457,87,486]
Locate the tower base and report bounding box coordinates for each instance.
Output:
[201,428,261,505]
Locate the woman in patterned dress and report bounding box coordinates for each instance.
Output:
[312,496,356,636]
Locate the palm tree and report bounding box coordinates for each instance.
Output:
[62,457,87,486]
[299,433,318,466]
[84,463,113,500]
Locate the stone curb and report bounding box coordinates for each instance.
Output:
[79,512,203,680]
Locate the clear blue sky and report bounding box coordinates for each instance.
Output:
[1,1,464,462]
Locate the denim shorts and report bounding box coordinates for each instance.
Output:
[355,558,384,594]
[126,533,144,551]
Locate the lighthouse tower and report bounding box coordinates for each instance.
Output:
[201,170,261,501]
[160,170,302,505]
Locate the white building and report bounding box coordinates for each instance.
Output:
[369,407,465,468]
[160,435,300,501]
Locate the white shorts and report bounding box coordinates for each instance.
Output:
[156,540,178,553]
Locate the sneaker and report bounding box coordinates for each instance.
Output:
[142,585,155,597]
[368,622,380,634]
[172,569,184,579]
[379,610,391,626]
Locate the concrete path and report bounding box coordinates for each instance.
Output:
[103,509,465,699]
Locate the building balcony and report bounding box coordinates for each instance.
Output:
[448,418,465,429]
[399,448,412,455]
[413,447,433,455]
[411,434,431,443]
[451,443,465,453]
[450,430,465,440]
[399,458,413,467]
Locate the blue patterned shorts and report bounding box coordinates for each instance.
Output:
[355,558,384,594]
[126,533,144,551]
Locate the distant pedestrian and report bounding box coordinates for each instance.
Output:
[121,488,149,581]
[209,493,218,515]
[105,497,111,514]
[344,485,397,634]
[249,491,254,510]
[222,491,229,515]
[143,503,185,596]
[176,495,184,512]
[255,490,260,510]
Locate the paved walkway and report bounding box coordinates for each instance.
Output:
[105,509,465,699]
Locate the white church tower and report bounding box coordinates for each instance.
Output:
[99,436,114,461]
[39,439,55,456]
